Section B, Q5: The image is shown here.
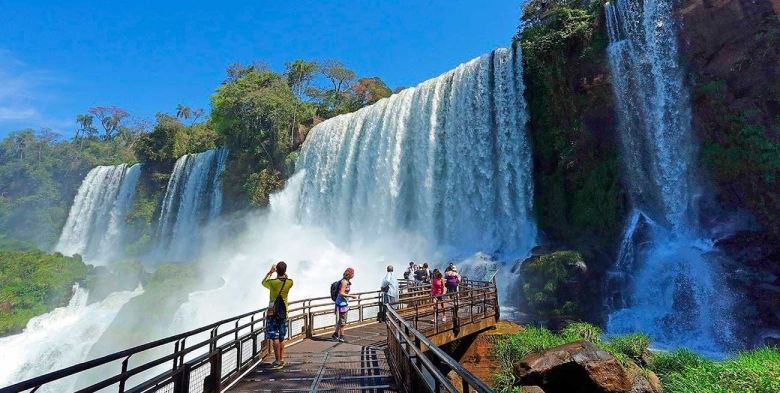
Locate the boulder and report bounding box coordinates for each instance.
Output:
[522,386,546,393]
[513,341,660,393]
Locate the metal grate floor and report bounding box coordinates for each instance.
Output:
[228,323,397,393]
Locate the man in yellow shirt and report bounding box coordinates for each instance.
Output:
[262,261,293,370]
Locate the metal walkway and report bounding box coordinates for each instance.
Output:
[0,280,497,393]
[227,323,395,392]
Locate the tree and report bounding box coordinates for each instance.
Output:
[351,77,393,109]
[223,61,270,84]
[175,104,191,120]
[285,60,317,100]
[88,106,129,141]
[319,60,356,96]
[75,114,98,140]
[192,108,205,123]
[284,60,317,145]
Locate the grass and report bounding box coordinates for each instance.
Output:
[652,348,780,393]
[493,322,780,393]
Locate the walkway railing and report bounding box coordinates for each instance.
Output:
[0,279,497,393]
[386,279,497,393]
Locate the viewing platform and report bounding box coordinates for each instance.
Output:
[0,279,499,393]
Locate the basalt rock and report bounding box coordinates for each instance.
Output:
[513,341,660,393]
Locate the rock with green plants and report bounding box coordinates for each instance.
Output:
[493,322,780,393]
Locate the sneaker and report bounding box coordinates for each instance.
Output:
[331,333,339,341]
[267,360,283,370]
[278,360,286,367]
[336,336,347,343]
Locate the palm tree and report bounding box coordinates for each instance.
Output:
[176,104,191,120]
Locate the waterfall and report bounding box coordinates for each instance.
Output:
[154,147,229,262]
[605,0,735,353]
[0,285,142,392]
[55,163,142,263]
[606,0,697,230]
[298,46,536,258]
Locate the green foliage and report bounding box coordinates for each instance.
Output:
[247,169,285,207]
[651,348,780,393]
[700,111,780,234]
[0,250,89,335]
[603,333,651,364]
[83,261,146,303]
[0,129,136,248]
[520,1,627,251]
[520,251,586,318]
[135,114,218,164]
[560,321,603,343]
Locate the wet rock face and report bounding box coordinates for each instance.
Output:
[677,0,780,235]
[512,341,660,393]
[716,231,780,346]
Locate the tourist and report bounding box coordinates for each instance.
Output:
[379,265,399,321]
[430,269,447,322]
[262,261,293,370]
[415,263,430,284]
[444,264,461,295]
[404,261,416,281]
[332,267,356,342]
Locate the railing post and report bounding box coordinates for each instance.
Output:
[173,363,191,393]
[204,349,222,393]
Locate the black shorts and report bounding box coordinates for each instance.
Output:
[445,284,458,293]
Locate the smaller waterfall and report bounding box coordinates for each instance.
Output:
[0,285,142,392]
[55,163,142,263]
[605,0,735,354]
[154,148,228,262]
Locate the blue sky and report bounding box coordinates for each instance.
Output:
[0,1,521,138]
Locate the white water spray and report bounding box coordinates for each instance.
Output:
[0,285,142,391]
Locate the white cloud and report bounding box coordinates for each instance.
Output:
[0,49,65,132]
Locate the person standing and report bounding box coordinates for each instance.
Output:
[380,265,399,321]
[444,264,461,295]
[404,261,416,280]
[430,269,447,322]
[262,261,293,370]
[332,267,356,342]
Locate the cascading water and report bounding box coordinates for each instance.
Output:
[605,0,735,353]
[0,285,142,392]
[298,46,536,258]
[55,163,142,264]
[154,147,228,262]
[172,46,538,333]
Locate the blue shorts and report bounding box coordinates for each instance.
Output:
[265,316,287,341]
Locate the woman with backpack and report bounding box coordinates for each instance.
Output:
[444,264,461,295]
[331,268,356,342]
[430,269,447,323]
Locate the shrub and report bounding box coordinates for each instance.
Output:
[603,333,650,365]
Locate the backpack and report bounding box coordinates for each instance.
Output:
[446,274,460,286]
[330,280,341,301]
[414,269,424,281]
[271,279,289,320]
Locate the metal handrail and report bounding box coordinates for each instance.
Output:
[0,284,399,393]
[0,279,497,393]
[385,279,497,393]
